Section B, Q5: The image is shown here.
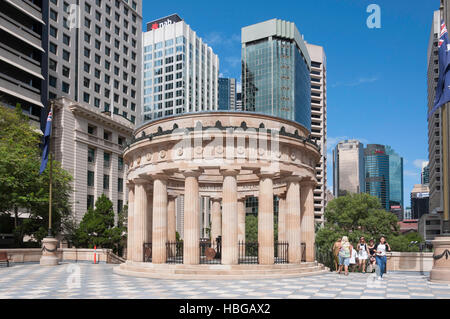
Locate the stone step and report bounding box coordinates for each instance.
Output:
[125,261,318,270]
[114,266,329,280]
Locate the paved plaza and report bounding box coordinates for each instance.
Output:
[0,262,450,299]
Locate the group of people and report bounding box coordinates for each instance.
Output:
[332,236,391,281]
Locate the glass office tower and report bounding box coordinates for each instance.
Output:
[386,146,404,209]
[241,19,311,130]
[364,144,390,211]
[218,77,236,110]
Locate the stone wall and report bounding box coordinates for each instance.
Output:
[2,248,118,264]
[386,252,434,272]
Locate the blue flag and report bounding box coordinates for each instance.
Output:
[39,110,53,175]
[429,21,450,119]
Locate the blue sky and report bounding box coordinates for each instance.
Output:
[142,0,439,208]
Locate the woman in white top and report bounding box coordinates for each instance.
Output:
[374,236,391,280]
[349,242,358,272]
[357,237,370,273]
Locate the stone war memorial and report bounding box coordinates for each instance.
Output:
[114,111,328,279]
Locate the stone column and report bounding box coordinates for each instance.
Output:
[286,177,302,264]
[301,181,316,262]
[152,175,168,264]
[146,188,153,250]
[210,197,222,244]
[258,173,275,265]
[183,169,201,265]
[126,183,135,261]
[221,168,239,265]
[132,180,148,262]
[430,236,450,283]
[278,195,286,242]
[167,195,177,243]
[237,196,246,244]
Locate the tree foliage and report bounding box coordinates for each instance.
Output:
[0,105,73,245]
[72,195,126,254]
[316,193,423,253]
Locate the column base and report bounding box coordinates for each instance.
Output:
[430,235,450,284]
[40,237,59,266]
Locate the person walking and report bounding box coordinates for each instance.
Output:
[332,238,342,272]
[357,237,369,273]
[374,236,391,280]
[349,242,358,272]
[367,239,376,273]
[338,236,352,276]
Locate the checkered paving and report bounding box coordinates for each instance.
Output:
[0,262,449,299]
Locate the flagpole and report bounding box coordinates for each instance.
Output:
[48,101,54,238]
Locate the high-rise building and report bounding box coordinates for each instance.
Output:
[241,19,311,131]
[386,146,404,209]
[306,43,327,223]
[427,9,444,216]
[0,0,48,129]
[218,77,236,110]
[47,0,142,126]
[422,162,430,185]
[235,92,243,111]
[411,184,430,220]
[51,97,133,224]
[142,14,219,122]
[364,144,390,211]
[333,140,365,197]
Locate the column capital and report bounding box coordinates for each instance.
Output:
[237,195,246,202]
[167,192,178,200]
[211,196,222,202]
[220,167,240,176]
[181,168,203,178]
[257,171,278,179]
[134,176,150,185]
[300,179,317,188]
[150,172,170,181]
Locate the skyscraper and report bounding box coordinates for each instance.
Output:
[48,0,143,223]
[306,43,327,223]
[47,0,142,125]
[142,14,219,122]
[427,9,444,216]
[364,144,390,211]
[411,184,430,220]
[0,0,48,129]
[218,77,236,110]
[333,140,365,197]
[241,19,311,130]
[386,145,404,209]
[422,162,430,185]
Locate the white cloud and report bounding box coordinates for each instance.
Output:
[413,159,428,170]
[203,32,240,47]
[404,170,420,178]
[331,76,379,88]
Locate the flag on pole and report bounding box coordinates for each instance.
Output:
[39,110,52,175]
[429,20,450,119]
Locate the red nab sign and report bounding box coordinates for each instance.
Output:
[147,14,182,31]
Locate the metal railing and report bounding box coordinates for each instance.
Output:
[274,241,289,264]
[199,239,221,264]
[301,243,306,262]
[238,241,259,264]
[143,243,152,263]
[166,241,183,264]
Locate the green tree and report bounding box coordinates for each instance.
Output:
[316,193,420,258]
[73,195,125,254]
[0,105,73,246]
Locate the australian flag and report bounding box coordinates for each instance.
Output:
[39,110,52,175]
[429,21,450,119]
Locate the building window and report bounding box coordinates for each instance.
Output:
[104,152,111,168]
[88,148,95,163]
[103,174,110,190]
[87,171,95,187]
[118,178,123,193]
[88,124,97,135]
[87,195,95,210]
[118,157,124,171]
